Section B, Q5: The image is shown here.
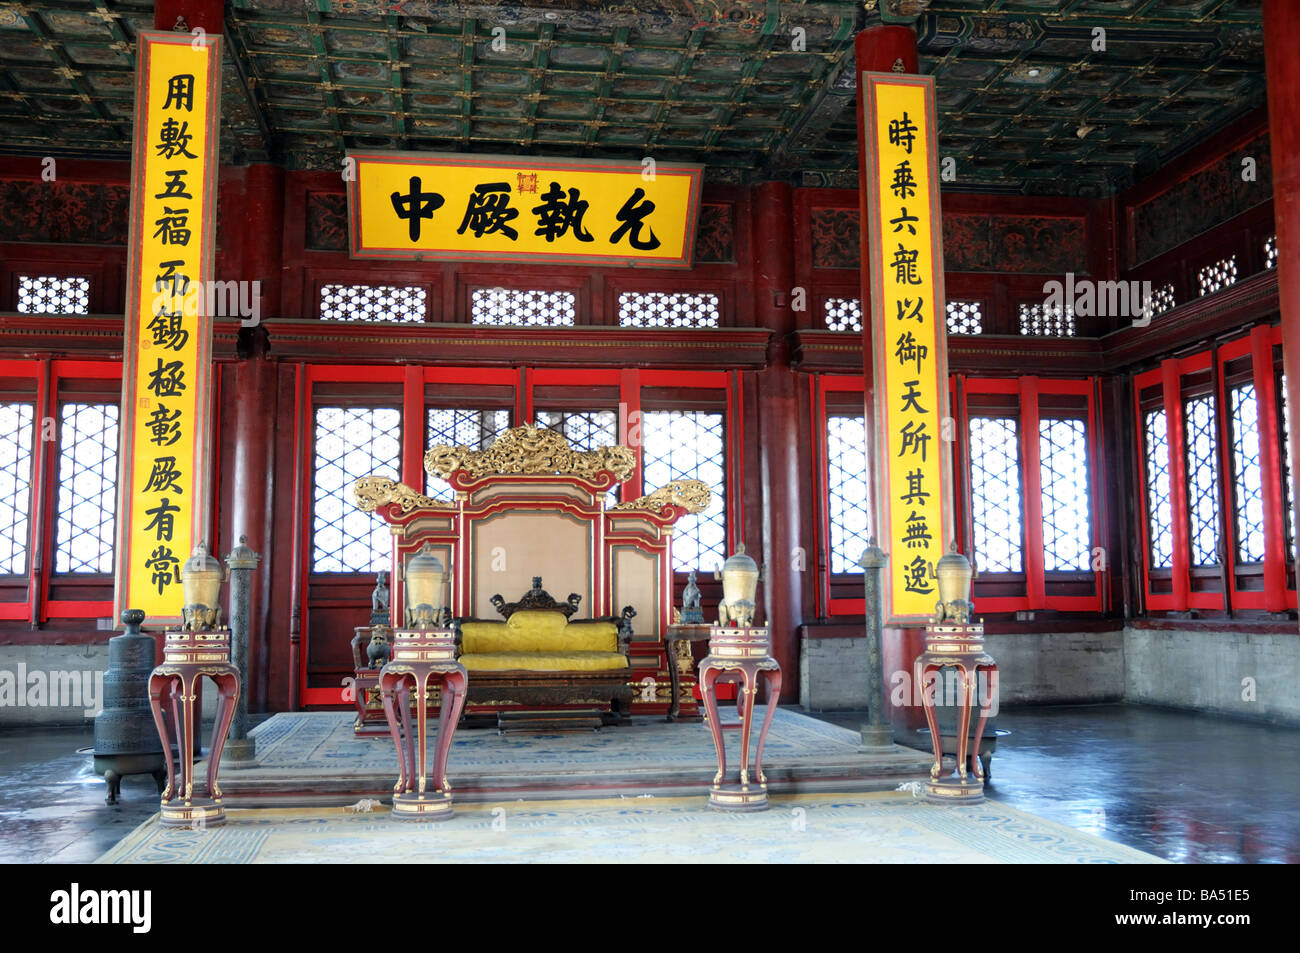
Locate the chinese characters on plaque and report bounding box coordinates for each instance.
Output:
[347,154,703,268]
[116,33,220,622]
[863,74,952,624]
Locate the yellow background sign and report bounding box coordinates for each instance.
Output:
[115,33,220,622]
[863,74,953,624]
[347,153,703,268]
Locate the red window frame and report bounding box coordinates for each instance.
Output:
[0,358,131,624]
[811,372,1106,618]
[1135,326,1296,614]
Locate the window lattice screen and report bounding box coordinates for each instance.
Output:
[312,406,402,572]
[1149,283,1176,317]
[618,292,719,328]
[1143,408,1174,570]
[823,297,862,332]
[1183,394,1221,567]
[968,416,1023,573]
[1229,383,1265,564]
[1197,257,1238,296]
[319,284,426,322]
[470,288,575,327]
[18,276,89,315]
[1265,235,1278,270]
[1018,302,1075,337]
[1038,418,1091,571]
[826,415,870,574]
[945,300,983,335]
[642,411,726,572]
[54,402,119,574]
[424,408,510,500]
[536,410,618,451]
[0,403,35,575]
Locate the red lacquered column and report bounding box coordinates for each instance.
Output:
[1265,0,1300,579]
[752,181,804,702]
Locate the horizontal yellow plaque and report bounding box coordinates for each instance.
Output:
[347,151,704,268]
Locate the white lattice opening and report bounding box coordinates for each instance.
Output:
[1197,257,1238,296]
[1018,302,1075,337]
[470,288,576,327]
[319,284,426,322]
[945,300,983,335]
[17,276,89,315]
[1265,235,1278,270]
[824,296,862,332]
[618,292,719,328]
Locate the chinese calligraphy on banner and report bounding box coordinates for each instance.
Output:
[115,32,220,622]
[862,73,953,625]
[346,153,704,268]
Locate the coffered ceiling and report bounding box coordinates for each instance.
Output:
[0,0,1267,196]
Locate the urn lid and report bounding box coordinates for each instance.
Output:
[407,542,446,577]
[722,543,758,573]
[182,543,223,578]
[225,535,261,570]
[935,543,971,573]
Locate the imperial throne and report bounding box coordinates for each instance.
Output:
[352,424,711,729]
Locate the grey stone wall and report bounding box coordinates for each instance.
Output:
[986,630,1125,705]
[1123,627,1300,723]
[800,636,870,711]
[0,642,218,727]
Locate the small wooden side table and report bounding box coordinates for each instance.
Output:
[147,628,240,828]
[915,623,997,804]
[698,625,782,812]
[379,628,467,820]
[663,623,711,721]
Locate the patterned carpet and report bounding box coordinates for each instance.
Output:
[96,792,1165,864]
[245,707,885,773]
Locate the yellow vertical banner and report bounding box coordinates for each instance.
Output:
[862,73,953,625]
[114,32,221,623]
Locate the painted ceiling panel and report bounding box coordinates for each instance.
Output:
[0,0,1266,196]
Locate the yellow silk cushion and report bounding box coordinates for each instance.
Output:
[562,621,619,653]
[458,621,513,655]
[460,652,629,672]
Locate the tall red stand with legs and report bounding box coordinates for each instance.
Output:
[148,629,240,828]
[379,628,467,820]
[915,623,997,804]
[698,626,782,812]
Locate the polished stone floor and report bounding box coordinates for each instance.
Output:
[812,704,1300,864]
[1,703,1296,863]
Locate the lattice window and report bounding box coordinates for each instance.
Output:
[1018,302,1075,337]
[1183,394,1221,567]
[312,406,402,573]
[1198,257,1238,296]
[0,403,35,574]
[470,288,575,327]
[17,275,89,315]
[536,410,618,451]
[1143,408,1174,570]
[319,284,426,322]
[826,415,870,574]
[1149,283,1176,317]
[618,292,719,328]
[1265,235,1278,270]
[424,408,511,500]
[642,411,726,572]
[946,300,983,335]
[824,296,862,333]
[968,416,1023,573]
[1039,418,1091,572]
[1228,383,1265,564]
[54,403,119,574]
